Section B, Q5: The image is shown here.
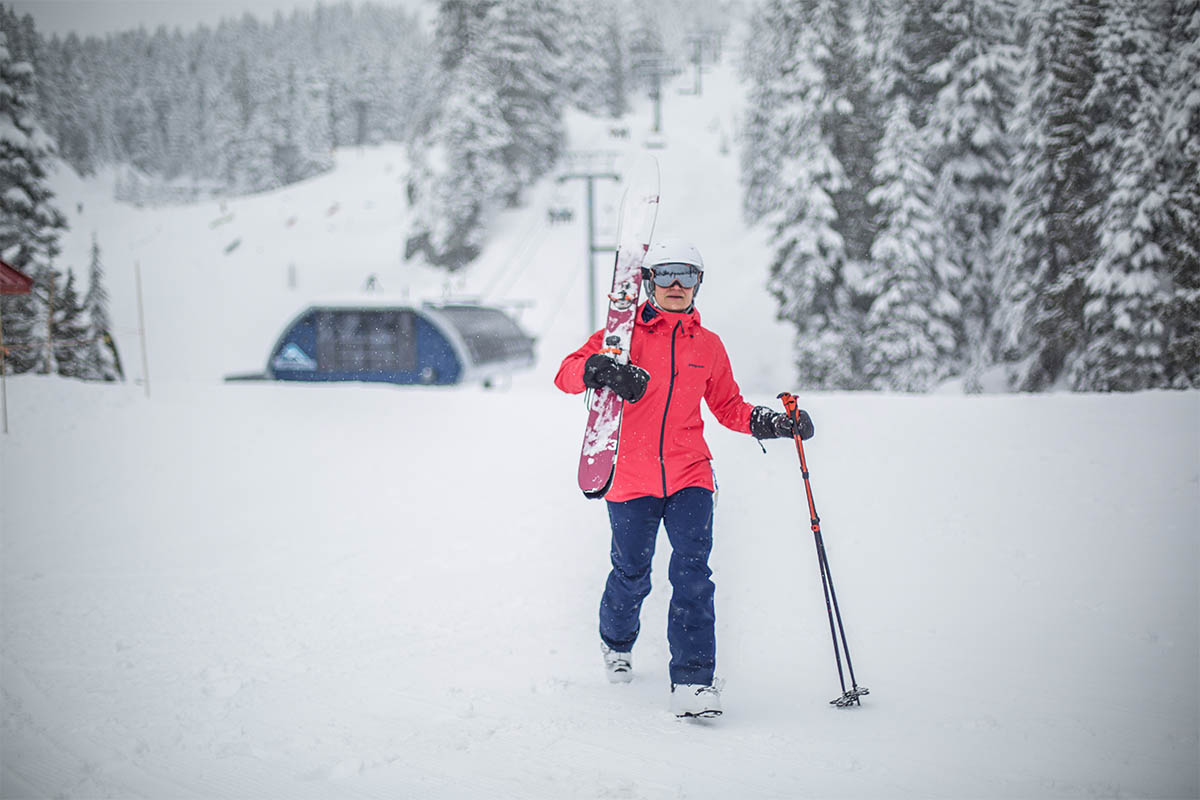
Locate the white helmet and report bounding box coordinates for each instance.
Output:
[643,238,705,298]
[645,238,704,271]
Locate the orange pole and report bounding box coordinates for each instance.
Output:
[778,392,868,707]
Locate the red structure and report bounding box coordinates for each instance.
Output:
[0,259,33,295]
[1,258,33,433]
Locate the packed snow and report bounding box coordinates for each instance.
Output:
[2,62,1197,799]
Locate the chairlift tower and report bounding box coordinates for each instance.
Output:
[681,31,722,96]
[557,151,621,335]
[632,55,681,135]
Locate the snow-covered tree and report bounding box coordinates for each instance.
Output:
[1159,0,1200,388]
[743,0,881,390]
[860,0,959,391]
[752,0,860,388]
[922,0,1018,391]
[83,235,123,382]
[861,92,959,392]
[1072,0,1172,390]
[405,77,510,271]
[559,0,624,117]
[994,0,1103,391]
[0,26,66,375]
[489,0,566,205]
[406,0,567,271]
[50,268,88,378]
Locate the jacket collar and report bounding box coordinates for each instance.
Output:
[638,300,701,333]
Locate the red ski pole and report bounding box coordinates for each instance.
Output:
[778,392,868,707]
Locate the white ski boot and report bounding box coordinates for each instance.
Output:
[671,683,722,718]
[601,643,632,683]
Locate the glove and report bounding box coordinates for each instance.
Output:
[750,405,814,441]
[583,353,649,403]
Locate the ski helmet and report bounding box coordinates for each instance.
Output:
[643,238,705,297]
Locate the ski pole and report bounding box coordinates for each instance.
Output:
[778,392,869,708]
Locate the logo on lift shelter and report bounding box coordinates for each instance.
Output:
[272,343,317,371]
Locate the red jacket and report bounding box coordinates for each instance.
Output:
[555,302,756,502]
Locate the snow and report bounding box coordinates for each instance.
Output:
[3,62,1199,799]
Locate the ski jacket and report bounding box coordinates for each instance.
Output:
[555,302,755,502]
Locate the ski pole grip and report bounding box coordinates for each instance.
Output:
[777,391,798,417]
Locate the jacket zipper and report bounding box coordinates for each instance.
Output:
[658,320,681,498]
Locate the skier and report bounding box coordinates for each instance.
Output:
[554,238,815,718]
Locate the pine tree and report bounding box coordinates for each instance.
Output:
[922,0,1018,391]
[405,10,510,271]
[1160,0,1200,388]
[738,9,778,223]
[0,27,66,375]
[751,0,859,388]
[860,0,959,391]
[742,0,884,389]
[1071,0,1172,390]
[84,235,122,381]
[601,10,630,118]
[862,93,959,392]
[406,0,566,271]
[488,0,566,205]
[51,268,88,378]
[559,0,613,115]
[994,0,1103,391]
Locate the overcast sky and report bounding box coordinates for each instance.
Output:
[10,0,428,39]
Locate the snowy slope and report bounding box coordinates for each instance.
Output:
[3,62,1199,800]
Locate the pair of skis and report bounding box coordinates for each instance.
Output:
[576,156,660,499]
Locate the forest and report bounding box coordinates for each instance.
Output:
[1,0,1197,392]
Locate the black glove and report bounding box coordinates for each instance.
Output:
[583,353,649,403]
[750,405,814,440]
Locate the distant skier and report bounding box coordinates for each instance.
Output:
[554,238,815,718]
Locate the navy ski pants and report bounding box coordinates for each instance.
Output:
[599,487,716,686]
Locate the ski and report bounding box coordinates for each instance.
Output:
[578,156,660,498]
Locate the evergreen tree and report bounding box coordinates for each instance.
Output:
[751,0,860,389]
[41,33,95,174]
[922,0,1018,390]
[84,235,123,381]
[406,0,567,271]
[559,0,610,115]
[860,0,959,391]
[738,8,781,223]
[743,0,885,389]
[29,264,56,374]
[1072,0,1172,390]
[601,10,630,118]
[488,0,566,205]
[994,0,1103,391]
[0,27,66,375]
[51,268,88,378]
[1160,0,1200,388]
[862,93,959,391]
[405,10,510,271]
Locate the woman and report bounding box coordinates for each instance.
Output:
[554,238,814,718]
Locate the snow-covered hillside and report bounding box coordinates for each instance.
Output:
[2,63,1198,799]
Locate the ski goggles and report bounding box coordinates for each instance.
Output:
[648,263,703,289]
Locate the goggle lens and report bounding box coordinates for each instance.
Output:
[650,264,701,289]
